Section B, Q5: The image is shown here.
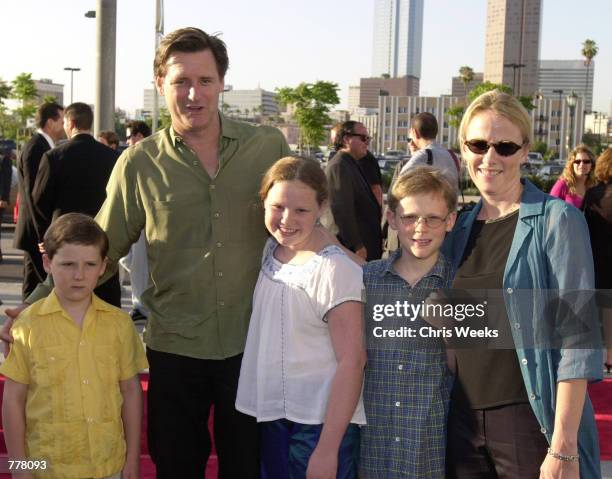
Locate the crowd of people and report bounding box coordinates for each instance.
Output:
[0,25,610,479]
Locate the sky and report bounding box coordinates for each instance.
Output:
[1,0,610,116]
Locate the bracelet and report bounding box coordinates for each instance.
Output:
[547,447,579,462]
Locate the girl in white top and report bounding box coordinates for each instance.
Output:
[236,156,366,479]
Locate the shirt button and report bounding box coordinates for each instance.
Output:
[521,358,528,365]
[395,401,401,407]
[514,323,521,329]
[210,184,216,190]
[507,287,514,294]
[83,379,89,385]
[540,427,547,434]
[213,212,220,218]
[216,242,223,248]
[397,364,403,370]
[218,301,225,306]
[529,393,536,400]
[87,417,93,423]
[192,161,198,166]
[395,437,401,442]
[50,356,55,361]
[217,271,223,277]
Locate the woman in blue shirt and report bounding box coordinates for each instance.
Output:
[443,90,602,479]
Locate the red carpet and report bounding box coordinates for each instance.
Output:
[589,378,612,461]
[0,376,610,476]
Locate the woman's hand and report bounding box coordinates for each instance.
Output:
[539,453,579,479]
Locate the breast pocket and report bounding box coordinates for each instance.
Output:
[149,196,206,249]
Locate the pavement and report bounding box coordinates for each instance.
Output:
[1,221,612,477]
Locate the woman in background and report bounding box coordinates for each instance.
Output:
[550,144,596,208]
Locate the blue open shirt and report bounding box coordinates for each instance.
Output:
[442,179,602,478]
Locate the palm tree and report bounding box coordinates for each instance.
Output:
[458,66,474,96]
[581,39,598,111]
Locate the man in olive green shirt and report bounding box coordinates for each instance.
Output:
[15,27,290,478]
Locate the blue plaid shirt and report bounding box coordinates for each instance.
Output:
[360,250,453,479]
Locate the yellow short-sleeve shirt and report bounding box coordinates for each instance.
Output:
[0,290,148,479]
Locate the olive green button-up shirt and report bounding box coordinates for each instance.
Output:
[27,116,290,359]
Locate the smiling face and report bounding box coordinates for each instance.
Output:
[387,192,455,262]
[572,152,593,179]
[43,243,107,308]
[156,49,224,136]
[264,180,324,252]
[462,111,528,201]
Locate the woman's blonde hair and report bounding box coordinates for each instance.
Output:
[561,144,596,193]
[458,90,533,149]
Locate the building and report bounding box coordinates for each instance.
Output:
[451,72,484,97]
[35,79,64,105]
[359,76,419,109]
[376,95,463,153]
[371,0,424,79]
[531,95,585,159]
[584,112,609,138]
[538,60,594,112]
[348,86,361,111]
[219,88,279,118]
[484,0,542,96]
[143,87,167,114]
[377,93,585,160]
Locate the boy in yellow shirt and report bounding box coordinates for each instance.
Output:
[0,213,148,479]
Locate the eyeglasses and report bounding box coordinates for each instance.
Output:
[347,133,371,143]
[573,159,592,165]
[398,215,449,228]
[464,139,526,157]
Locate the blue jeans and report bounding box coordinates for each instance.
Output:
[260,419,360,479]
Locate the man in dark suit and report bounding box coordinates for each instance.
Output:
[31,102,122,307]
[326,120,382,261]
[14,102,65,297]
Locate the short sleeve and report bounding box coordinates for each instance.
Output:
[117,315,148,381]
[0,321,32,384]
[314,252,364,320]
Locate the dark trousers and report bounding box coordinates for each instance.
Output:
[22,249,46,300]
[146,348,259,479]
[446,401,549,478]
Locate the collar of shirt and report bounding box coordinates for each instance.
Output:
[37,290,114,323]
[36,129,55,148]
[168,113,241,148]
[379,249,450,282]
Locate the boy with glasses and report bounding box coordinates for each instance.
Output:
[360,166,456,478]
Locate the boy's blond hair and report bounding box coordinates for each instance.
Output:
[388,166,457,214]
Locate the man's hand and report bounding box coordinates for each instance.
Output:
[306,446,337,479]
[1,304,27,356]
[356,247,367,260]
[539,453,579,479]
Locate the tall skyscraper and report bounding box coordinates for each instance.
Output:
[371,0,424,79]
[538,60,594,112]
[484,0,542,96]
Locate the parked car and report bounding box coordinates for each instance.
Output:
[527,152,544,167]
[384,149,407,160]
[537,164,563,181]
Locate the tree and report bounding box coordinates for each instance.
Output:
[11,73,38,129]
[0,78,11,105]
[276,81,340,155]
[581,39,598,110]
[458,66,474,94]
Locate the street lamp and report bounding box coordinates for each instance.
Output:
[552,89,563,157]
[566,90,578,151]
[64,67,81,104]
[503,63,526,94]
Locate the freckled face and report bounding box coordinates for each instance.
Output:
[264,180,323,251]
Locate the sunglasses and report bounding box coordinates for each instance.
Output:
[398,215,449,229]
[573,160,592,165]
[347,133,371,143]
[464,140,526,157]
